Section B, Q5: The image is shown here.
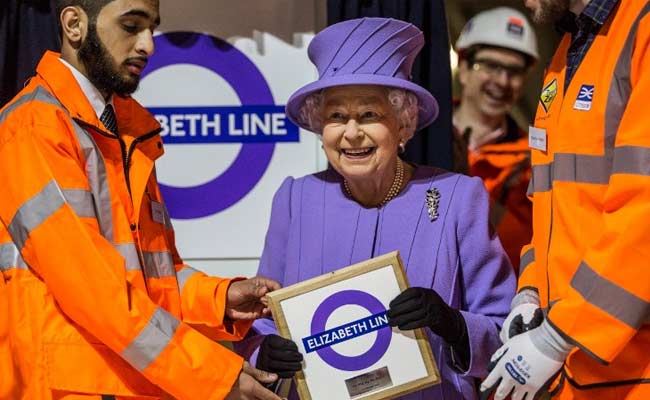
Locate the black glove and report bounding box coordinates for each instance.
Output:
[387,287,470,370]
[386,287,465,343]
[256,334,303,379]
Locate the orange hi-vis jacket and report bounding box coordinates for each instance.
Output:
[520,1,650,397]
[0,51,251,399]
[464,116,532,274]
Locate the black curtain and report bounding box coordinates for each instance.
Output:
[0,0,60,107]
[327,0,453,169]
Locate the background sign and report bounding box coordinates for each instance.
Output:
[134,27,326,276]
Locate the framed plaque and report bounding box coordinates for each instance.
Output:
[266,251,440,400]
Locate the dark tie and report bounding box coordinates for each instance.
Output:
[100,104,119,135]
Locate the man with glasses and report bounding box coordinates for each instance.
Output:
[453,7,539,274]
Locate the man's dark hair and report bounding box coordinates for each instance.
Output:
[55,0,115,35]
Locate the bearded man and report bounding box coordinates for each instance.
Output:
[0,1,284,399]
[480,0,650,399]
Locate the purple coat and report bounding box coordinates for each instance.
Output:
[235,166,516,400]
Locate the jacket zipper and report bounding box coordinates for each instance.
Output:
[123,128,162,196]
[74,118,161,196]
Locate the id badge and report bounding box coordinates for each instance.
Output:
[150,200,166,225]
[529,126,547,152]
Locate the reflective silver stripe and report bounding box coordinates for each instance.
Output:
[553,153,610,184]
[571,261,649,329]
[531,162,552,193]
[121,307,179,371]
[0,86,60,125]
[8,181,65,251]
[177,266,201,293]
[612,146,650,175]
[544,298,649,326]
[152,168,174,231]
[70,120,114,242]
[519,247,535,277]
[62,189,96,219]
[530,147,650,193]
[531,154,608,193]
[605,2,650,150]
[163,203,173,231]
[114,243,142,271]
[142,251,175,278]
[0,242,28,271]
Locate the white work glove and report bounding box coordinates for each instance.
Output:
[500,289,544,343]
[480,321,573,400]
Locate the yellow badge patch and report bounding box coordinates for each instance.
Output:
[540,78,558,113]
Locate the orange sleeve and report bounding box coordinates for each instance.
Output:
[162,206,253,341]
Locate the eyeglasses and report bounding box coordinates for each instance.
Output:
[470,59,527,80]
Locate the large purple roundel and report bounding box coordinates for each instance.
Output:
[311,290,392,371]
[141,32,275,219]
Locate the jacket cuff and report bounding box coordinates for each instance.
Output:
[511,288,540,308]
[530,320,574,362]
[215,277,254,341]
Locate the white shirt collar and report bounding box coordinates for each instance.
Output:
[58,57,114,120]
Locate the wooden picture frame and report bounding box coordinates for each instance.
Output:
[267,251,440,400]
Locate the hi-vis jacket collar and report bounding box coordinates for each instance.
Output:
[36,51,162,144]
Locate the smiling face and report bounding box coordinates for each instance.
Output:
[320,85,402,185]
[78,0,160,96]
[459,47,527,119]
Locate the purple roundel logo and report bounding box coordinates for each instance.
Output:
[308,290,392,371]
[141,32,298,219]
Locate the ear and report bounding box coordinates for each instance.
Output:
[60,6,88,47]
[396,124,408,145]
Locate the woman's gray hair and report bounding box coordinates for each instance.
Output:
[298,87,420,143]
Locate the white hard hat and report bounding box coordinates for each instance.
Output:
[455,7,539,61]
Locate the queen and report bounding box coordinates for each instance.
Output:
[235,17,516,400]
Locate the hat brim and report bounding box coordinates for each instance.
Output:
[285,74,439,132]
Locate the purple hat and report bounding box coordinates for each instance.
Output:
[286,17,438,132]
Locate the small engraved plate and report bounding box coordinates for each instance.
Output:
[345,366,393,398]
